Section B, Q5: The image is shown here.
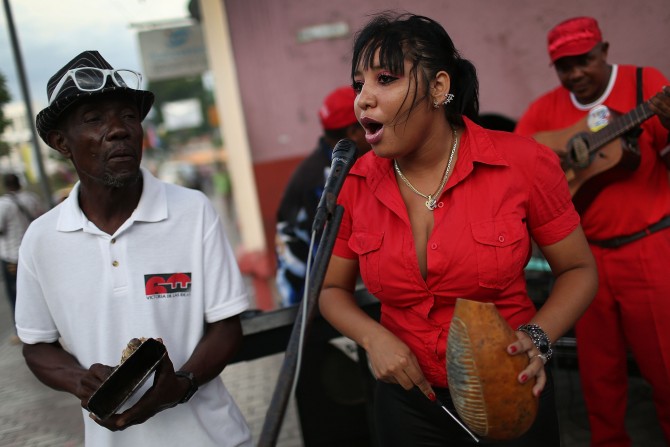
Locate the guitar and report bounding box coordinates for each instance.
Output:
[533,100,655,214]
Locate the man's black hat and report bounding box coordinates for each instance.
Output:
[35,50,154,147]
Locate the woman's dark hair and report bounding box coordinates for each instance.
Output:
[351,12,479,127]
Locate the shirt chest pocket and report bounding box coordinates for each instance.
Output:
[348,231,383,294]
[471,218,528,290]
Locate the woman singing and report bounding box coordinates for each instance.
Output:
[318,12,598,446]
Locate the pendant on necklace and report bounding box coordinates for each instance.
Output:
[425,195,438,210]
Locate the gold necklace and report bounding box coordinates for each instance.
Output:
[394,127,458,211]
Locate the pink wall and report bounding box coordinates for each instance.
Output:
[223,0,670,163]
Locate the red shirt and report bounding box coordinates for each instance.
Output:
[515,65,670,239]
[333,118,580,387]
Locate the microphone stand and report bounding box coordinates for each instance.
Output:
[257,205,344,447]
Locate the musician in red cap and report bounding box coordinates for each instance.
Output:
[275,86,370,306]
[516,17,670,446]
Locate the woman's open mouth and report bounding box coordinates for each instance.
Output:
[360,117,384,145]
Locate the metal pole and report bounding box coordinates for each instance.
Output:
[2,0,54,207]
[258,206,344,447]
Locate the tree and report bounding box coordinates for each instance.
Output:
[0,72,11,157]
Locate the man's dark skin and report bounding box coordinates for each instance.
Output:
[23,91,243,431]
[554,42,670,133]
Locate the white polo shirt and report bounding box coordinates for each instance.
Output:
[16,168,252,447]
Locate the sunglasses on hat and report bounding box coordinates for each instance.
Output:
[47,67,143,106]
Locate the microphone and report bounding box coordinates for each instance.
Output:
[311,139,358,233]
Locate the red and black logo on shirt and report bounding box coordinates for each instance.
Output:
[144,273,192,299]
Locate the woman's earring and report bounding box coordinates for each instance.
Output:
[433,99,440,109]
[444,93,455,105]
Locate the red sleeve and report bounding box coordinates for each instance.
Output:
[528,144,581,246]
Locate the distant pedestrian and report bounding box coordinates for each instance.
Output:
[0,173,43,344]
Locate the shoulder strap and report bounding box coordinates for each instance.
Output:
[636,66,643,105]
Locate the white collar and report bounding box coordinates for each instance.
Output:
[57,167,167,236]
[570,64,618,111]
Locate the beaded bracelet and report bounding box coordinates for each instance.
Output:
[517,323,553,361]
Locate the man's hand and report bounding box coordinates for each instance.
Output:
[89,351,189,431]
[89,317,242,431]
[649,86,670,131]
[78,363,115,409]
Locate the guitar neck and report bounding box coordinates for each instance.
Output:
[586,101,655,151]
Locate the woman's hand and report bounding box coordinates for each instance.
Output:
[506,332,547,397]
[319,256,436,400]
[510,225,597,398]
[366,329,436,400]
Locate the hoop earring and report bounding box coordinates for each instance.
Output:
[443,93,455,105]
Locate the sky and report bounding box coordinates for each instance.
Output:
[0,0,191,108]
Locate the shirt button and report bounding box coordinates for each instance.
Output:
[111,238,116,244]
[498,235,505,243]
[112,261,119,267]
[437,202,444,208]
[431,243,438,250]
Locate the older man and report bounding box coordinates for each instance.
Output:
[15,51,252,446]
[516,17,670,446]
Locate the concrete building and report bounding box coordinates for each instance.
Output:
[1,102,41,178]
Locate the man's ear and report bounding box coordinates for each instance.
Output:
[600,41,609,58]
[48,130,72,159]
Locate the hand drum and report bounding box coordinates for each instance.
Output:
[446,298,538,440]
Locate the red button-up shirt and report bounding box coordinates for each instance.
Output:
[333,118,580,387]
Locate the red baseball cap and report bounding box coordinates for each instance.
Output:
[547,17,602,63]
[318,86,357,130]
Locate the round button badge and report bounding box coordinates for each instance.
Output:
[587,105,611,132]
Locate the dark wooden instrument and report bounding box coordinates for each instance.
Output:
[533,100,655,214]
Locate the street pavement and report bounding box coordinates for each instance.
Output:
[0,293,84,447]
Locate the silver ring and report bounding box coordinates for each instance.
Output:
[530,353,548,365]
